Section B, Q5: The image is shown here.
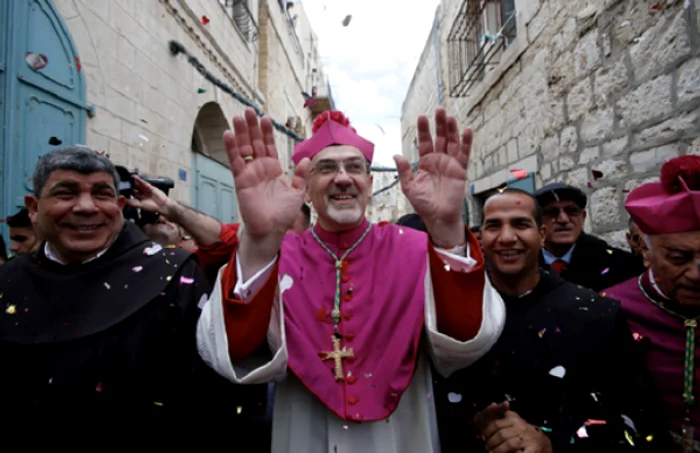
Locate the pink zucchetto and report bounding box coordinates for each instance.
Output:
[291,111,374,165]
[626,155,700,234]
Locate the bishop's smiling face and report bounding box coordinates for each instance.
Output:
[306,145,373,232]
[25,170,125,263]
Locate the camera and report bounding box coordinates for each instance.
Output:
[116,165,175,225]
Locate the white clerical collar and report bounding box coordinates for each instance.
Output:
[648,268,671,300]
[44,242,112,265]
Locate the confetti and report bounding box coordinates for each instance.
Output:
[179,275,194,285]
[576,426,589,438]
[621,414,636,432]
[584,419,606,426]
[343,425,349,430]
[201,15,210,25]
[632,332,644,342]
[48,136,62,146]
[587,182,593,188]
[601,267,610,275]
[399,229,404,235]
[620,20,630,27]
[606,249,613,255]
[5,305,16,314]
[555,327,561,333]
[166,276,172,281]
[25,52,48,70]
[591,392,599,402]
[154,402,163,407]
[447,392,462,403]
[104,282,110,290]
[95,382,103,392]
[138,134,149,142]
[74,56,81,72]
[549,365,566,379]
[364,373,372,378]
[592,169,604,180]
[143,244,163,255]
[197,88,206,94]
[236,406,242,414]
[510,169,528,180]
[444,263,451,272]
[624,430,635,446]
[342,14,352,26]
[538,328,546,338]
[132,266,143,273]
[646,434,654,442]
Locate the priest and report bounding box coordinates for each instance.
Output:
[197,108,505,452]
[605,155,700,453]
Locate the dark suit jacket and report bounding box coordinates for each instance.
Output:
[539,232,646,292]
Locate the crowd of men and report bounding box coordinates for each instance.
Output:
[0,107,698,453]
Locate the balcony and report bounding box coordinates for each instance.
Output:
[309,75,336,118]
[223,0,259,43]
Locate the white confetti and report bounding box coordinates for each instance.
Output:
[444,263,451,272]
[549,365,566,379]
[447,392,462,403]
[104,282,110,290]
[591,392,599,402]
[280,274,294,295]
[143,243,163,255]
[577,426,589,438]
[621,414,637,432]
[138,134,149,142]
[132,266,143,273]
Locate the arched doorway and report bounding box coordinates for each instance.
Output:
[1,0,91,220]
[191,102,238,223]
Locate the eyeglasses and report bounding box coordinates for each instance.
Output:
[542,206,583,218]
[311,159,368,176]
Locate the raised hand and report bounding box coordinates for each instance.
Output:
[125,176,171,215]
[393,108,472,246]
[224,108,311,240]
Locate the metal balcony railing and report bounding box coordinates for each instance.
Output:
[224,0,259,43]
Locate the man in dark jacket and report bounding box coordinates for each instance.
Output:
[535,183,645,292]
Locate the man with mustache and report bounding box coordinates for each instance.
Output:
[198,108,505,452]
[605,155,700,452]
[535,182,645,291]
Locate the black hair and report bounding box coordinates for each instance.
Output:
[396,213,427,233]
[484,188,543,228]
[33,146,119,197]
[6,208,32,228]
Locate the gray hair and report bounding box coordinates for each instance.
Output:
[33,146,120,197]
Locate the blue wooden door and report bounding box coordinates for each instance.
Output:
[193,153,238,224]
[1,0,91,225]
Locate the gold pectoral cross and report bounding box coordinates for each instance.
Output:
[320,335,355,381]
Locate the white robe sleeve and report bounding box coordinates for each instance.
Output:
[196,254,289,384]
[424,243,506,378]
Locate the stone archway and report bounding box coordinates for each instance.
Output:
[191,101,230,165]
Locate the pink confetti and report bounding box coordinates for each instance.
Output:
[601,268,610,275]
[555,327,561,333]
[25,52,48,70]
[584,419,607,426]
[180,276,195,285]
[132,266,143,273]
[95,382,103,392]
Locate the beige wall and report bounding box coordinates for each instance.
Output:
[55,0,322,207]
[402,0,700,249]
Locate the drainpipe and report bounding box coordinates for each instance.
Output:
[433,7,443,107]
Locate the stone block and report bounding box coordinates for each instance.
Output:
[629,144,681,173]
[573,29,601,79]
[590,186,622,226]
[632,110,700,147]
[507,138,519,163]
[602,136,628,157]
[560,126,578,154]
[629,10,692,82]
[548,50,575,98]
[520,0,542,26]
[559,155,576,171]
[527,1,551,43]
[617,75,672,127]
[579,146,601,164]
[580,107,614,143]
[567,78,593,121]
[108,138,129,166]
[540,162,552,180]
[565,167,590,188]
[608,229,630,251]
[591,158,629,181]
[594,60,628,108]
[540,136,560,162]
[677,57,700,105]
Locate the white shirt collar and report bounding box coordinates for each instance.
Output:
[542,244,576,264]
[648,268,671,300]
[43,242,112,265]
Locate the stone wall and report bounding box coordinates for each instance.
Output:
[54,0,320,206]
[402,0,700,250]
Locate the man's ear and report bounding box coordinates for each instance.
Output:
[24,194,39,223]
[539,223,548,247]
[117,195,127,210]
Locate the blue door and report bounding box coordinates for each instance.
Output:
[1,0,91,233]
[193,153,238,224]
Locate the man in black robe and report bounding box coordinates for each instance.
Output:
[0,147,234,443]
[535,182,645,291]
[434,188,670,452]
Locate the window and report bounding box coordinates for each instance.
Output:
[222,0,259,43]
[447,0,518,97]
